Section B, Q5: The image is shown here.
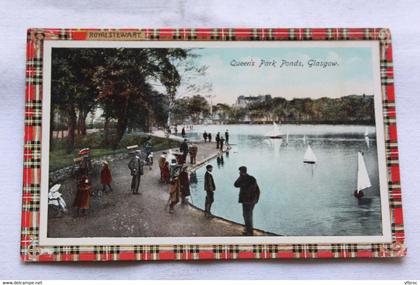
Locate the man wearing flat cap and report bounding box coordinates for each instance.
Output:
[128,150,144,194]
[234,166,260,236]
[204,164,216,217]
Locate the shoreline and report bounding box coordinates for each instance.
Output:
[183,143,278,236]
[47,141,279,238]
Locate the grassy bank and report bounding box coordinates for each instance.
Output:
[49,132,180,172]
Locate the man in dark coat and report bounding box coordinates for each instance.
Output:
[234,166,260,236]
[204,164,216,216]
[179,139,189,164]
[189,143,198,164]
[220,137,225,151]
[203,131,208,142]
[128,150,144,194]
[179,166,191,204]
[208,133,212,142]
[215,132,220,149]
[225,130,229,144]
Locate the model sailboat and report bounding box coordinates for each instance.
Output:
[303,145,317,164]
[354,152,371,199]
[265,122,284,139]
[364,127,370,148]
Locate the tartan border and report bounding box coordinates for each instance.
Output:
[21,28,406,262]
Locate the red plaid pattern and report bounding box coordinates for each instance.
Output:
[21,28,406,262]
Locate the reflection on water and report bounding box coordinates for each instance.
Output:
[187,124,382,236]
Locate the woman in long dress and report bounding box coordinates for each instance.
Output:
[179,166,191,204]
[158,155,167,183]
[168,176,180,214]
[73,175,92,216]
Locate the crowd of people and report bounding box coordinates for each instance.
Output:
[72,148,114,217]
[203,164,260,236]
[157,138,199,213]
[166,124,194,138]
[70,129,260,236]
[202,129,229,148]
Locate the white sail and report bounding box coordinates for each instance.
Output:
[303,145,317,163]
[286,129,289,144]
[365,136,370,148]
[364,127,369,137]
[303,135,307,144]
[265,122,284,138]
[357,152,371,193]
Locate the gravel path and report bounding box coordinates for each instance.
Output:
[47,142,272,238]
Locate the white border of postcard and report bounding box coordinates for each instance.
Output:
[39,40,391,246]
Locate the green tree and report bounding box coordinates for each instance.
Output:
[172,95,210,124]
[93,48,188,147]
[51,48,109,151]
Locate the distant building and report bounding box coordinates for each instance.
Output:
[235,94,272,107]
[236,95,247,108]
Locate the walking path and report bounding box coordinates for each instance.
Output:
[149,130,200,143]
[48,141,274,238]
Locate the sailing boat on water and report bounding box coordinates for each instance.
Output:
[302,135,307,144]
[265,122,284,139]
[354,152,371,199]
[303,145,317,164]
[364,127,370,148]
[286,129,289,145]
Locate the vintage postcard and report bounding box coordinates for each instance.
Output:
[21,28,405,261]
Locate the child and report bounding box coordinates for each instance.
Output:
[100,161,113,193]
[158,155,167,183]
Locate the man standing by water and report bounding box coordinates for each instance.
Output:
[204,164,216,217]
[128,150,144,195]
[215,132,220,149]
[225,130,229,144]
[220,136,225,151]
[189,143,198,164]
[234,166,260,236]
[203,131,208,142]
[179,139,189,164]
[208,133,212,143]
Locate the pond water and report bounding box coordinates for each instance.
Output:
[185,124,383,236]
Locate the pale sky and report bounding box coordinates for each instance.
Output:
[173,47,374,105]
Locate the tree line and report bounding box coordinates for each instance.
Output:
[51,48,192,152]
[245,95,375,124]
[171,94,375,125]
